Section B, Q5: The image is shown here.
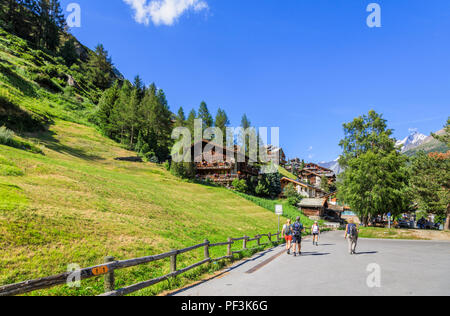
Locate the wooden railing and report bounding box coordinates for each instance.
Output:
[0,231,281,297]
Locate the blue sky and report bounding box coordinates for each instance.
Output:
[62,0,450,162]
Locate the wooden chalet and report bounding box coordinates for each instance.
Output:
[299,198,328,218]
[298,163,336,188]
[280,177,327,198]
[191,140,259,186]
[263,145,287,166]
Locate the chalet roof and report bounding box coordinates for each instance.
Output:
[280,177,326,193]
[301,170,335,178]
[299,198,327,208]
[327,205,344,212]
[191,139,248,162]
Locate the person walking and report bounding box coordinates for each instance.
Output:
[311,221,320,246]
[282,219,293,255]
[291,217,304,257]
[345,219,359,255]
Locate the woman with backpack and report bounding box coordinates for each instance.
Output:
[282,219,292,255]
[345,219,359,255]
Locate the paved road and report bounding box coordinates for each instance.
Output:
[173,231,450,296]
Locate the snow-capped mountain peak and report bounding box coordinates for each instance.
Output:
[396,131,427,153]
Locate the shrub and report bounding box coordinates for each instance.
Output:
[0,126,14,146]
[284,183,303,206]
[232,178,248,193]
[170,162,196,179]
[255,180,270,197]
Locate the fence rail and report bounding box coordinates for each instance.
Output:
[0,231,281,297]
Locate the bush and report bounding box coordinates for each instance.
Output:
[284,183,303,206]
[232,178,248,193]
[0,126,15,146]
[170,162,196,179]
[255,180,270,197]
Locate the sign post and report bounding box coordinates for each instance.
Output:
[275,205,283,234]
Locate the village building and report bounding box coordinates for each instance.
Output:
[191,140,260,186]
[280,177,327,198]
[263,145,287,166]
[298,163,336,188]
[298,198,328,218]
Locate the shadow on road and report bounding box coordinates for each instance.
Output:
[300,252,330,256]
[355,251,378,255]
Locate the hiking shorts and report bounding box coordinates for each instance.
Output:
[285,235,292,242]
[292,235,302,243]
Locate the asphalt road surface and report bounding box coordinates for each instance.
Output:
[173,231,450,296]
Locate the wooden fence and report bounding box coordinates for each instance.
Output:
[0,231,281,297]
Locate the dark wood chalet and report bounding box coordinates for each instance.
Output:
[191,140,259,186]
[298,163,336,188]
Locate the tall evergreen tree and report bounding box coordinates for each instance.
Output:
[175,107,186,127]
[186,109,197,137]
[198,101,213,129]
[88,44,113,90]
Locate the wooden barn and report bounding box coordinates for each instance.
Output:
[299,198,328,218]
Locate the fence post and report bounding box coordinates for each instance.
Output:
[170,250,177,273]
[268,232,272,243]
[104,256,115,293]
[204,239,210,260]
[227,237,232,257]
[243,236,248,250]
[256,235,260,247]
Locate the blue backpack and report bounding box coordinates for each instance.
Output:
[348,224,358,238]
[292,222,303,237]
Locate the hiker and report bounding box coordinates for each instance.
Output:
[311,221,320,246]
[282,219,292,255]
[345,219,359,255]
[291,217,304,257]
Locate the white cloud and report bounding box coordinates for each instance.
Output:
[124,0,208,26]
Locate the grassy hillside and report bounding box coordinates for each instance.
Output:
[0,120,283,295]
[0,28,284,295]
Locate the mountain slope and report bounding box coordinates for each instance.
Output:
[404,129,448,156]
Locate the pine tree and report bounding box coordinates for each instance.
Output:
[175,107,186,127]
[97,81,120,138]
[186,109,197,137]
[214,108,230,144]
[88,44,113,90]
[60,38,78,66]
[198,101,213,129]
